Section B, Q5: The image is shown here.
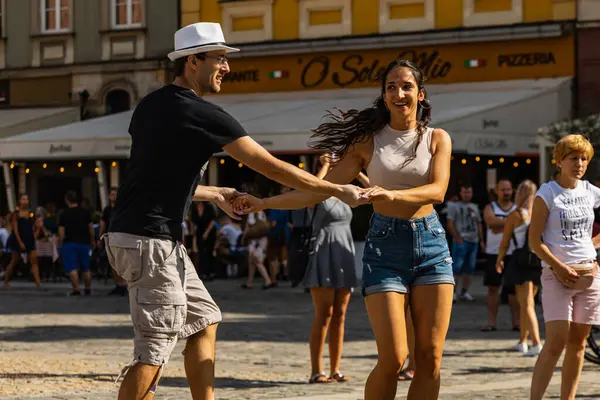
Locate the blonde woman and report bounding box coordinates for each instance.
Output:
[495,180,542,356]
[529,134,600,400]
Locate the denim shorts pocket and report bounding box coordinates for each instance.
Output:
[428,220,447,238]
[105,234,143,282]
[135,287,187,335]
[366,222,392,241]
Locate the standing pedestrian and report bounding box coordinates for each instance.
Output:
[529,134,600,400]
[481,179,520,332]
[447,183,484,302]
[3,193,41,287]
[58,191,95,296]
[99,187,128,296]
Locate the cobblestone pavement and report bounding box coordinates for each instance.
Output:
[1,275,599,399]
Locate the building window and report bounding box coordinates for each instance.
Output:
[41,0,70,33]
[379,0,435,33]
[463,0,523,27]
[112,0,142,28]
[299,0,352,39]
[221,0,273,43]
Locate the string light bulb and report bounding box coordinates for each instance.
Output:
[513,162,519,167]
[551,159,556,164]
[60,167,64,173]
[42,163,47,169]
[526,159,531,164]
[220,159,225,165]
[94,167,100,173]
[25,168,30,174]
[488,159,493,165]
[77,162,82,168]
[9,162,14,169]
[298,162,304,169]
[475,156,480,162]
[499,157,505,163]
[112,161,117,167]
[461,159,467,165]
[238,163,243,168]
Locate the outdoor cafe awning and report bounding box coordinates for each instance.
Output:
[0,77,572,161]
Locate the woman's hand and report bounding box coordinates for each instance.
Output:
[551,263,580,288]
[233,194,265,215]
[495,259,504,274]
[361,186,395,203]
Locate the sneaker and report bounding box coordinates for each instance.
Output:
[524,344,543,357]
[515,342,528,353]
[460,292,475,301]
[84,289,91,296]
[68,290,81,297]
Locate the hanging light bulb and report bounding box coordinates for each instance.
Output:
[475,156,481,162]
[220,159,225,165]
[60,167,65,173]
[25,168,30,174]
[42,163,47,169]
[9,162,14,169]
[461,159,467,165]
[238,163,243,168]
[499,157,505,163]
[298,162,305,169]
[112,161,117,167]
[77,162,82,168]
[94,167,100,173]
[488,159,493,165]
[513,162,519,167]
[526,159,531,164]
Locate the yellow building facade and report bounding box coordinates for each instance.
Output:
[182,0,576,41]
[180,0,577,95]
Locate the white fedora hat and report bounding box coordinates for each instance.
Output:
[168,22,240,61]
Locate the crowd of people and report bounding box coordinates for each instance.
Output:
[2,21,599,400]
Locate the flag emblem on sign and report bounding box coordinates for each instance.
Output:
[269,70,289,79]
[464,59,487,68]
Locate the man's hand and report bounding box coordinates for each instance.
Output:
[232,194,265,215]
[454,236,464,245]
[337,184,370,208]
[213,188,245,220]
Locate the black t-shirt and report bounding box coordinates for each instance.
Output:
[109,84,248,241]
[59,207,92,244]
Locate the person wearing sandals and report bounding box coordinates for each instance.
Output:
[529,134,600,400]
[495,180,543,356]
[234,59,455,400]
[305,156,358,384]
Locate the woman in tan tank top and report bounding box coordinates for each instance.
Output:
[234,60,454,400]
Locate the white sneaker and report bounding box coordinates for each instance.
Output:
[460,292,475,301]
[524,344,543,357]
[515,342,528,353]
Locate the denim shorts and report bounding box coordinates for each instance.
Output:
[362,211,455,296]
[451,241,479,275]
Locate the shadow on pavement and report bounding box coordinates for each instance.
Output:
[0,325,134,341]
[0,372,115,382]
[452,366,536,375]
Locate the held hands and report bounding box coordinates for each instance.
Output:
[495,259,504,274]
[231,193,264,215]
[213,188,246,220]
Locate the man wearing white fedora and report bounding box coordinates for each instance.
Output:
[105,22,367,400]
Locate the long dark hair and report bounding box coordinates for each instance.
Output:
[310,59,432,165]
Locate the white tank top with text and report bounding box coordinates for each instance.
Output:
[485,201,517,255]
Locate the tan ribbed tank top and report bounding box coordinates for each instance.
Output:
[366,125,434,190]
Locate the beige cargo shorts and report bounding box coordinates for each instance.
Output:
[103,232,222,380]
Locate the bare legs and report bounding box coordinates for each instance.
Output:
[364,291,409,400]
[407,284,454,400]
[245,253,271,288]
[515,282,541,346]
[4,251,41,287]
[485,285,520,328]
[308,287,352,378]
[118,324,218,400]
[530,321,591,400]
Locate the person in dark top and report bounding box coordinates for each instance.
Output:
[58,190,95,296]
[192,201,218,279]
[3,193,41,287]
[105,22,365,399]
[98,187,127,296]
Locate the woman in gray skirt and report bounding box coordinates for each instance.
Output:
[305,155,360,384]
